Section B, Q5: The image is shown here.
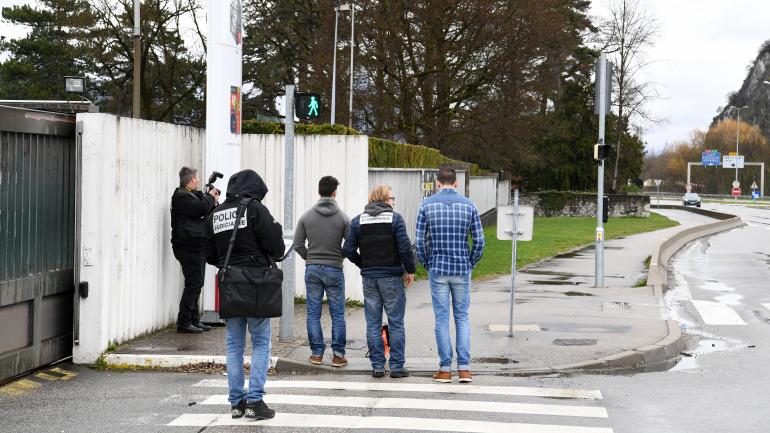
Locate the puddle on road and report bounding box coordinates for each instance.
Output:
[528,280,584,286]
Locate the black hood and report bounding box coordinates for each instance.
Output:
[364,201,392,216]
[225,169,268,201]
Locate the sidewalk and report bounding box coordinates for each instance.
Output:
[109,209,714,375]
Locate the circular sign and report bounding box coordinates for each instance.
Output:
[732,180,740,188]
[685,184,692,192]
[732,187,741,196]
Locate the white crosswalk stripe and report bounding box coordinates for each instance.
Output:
[194,378,603,399]
[200,394,609,418]
[170,379,615,432]
[691,300,747,325]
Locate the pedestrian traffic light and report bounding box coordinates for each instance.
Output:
[594,142,611,161]
[603,196,609,224]
[295,92,321,121]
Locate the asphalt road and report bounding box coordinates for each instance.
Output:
[1,203,767,433]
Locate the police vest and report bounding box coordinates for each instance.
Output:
[359,212,401,268]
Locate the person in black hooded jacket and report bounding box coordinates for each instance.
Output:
[204,169,284,422]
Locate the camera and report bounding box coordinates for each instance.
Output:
[205,171,223,195]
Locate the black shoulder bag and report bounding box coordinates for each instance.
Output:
[218,198,283,318]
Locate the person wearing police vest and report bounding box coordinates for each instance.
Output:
[343,185,415,378]
[203,169,284,421]
[171,166,220,334]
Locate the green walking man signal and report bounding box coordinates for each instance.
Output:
[295,92,321,121]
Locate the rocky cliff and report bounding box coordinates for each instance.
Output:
[714,42,770,136]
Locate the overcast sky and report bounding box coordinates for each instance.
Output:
[2,0,769,153]
[591,0,770,154]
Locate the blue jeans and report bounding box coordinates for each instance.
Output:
[363,277,406,372]
[225,317,271,406]
[429,272,471,372]
[304,264,346,357]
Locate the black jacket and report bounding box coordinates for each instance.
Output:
[171,187,216,244]
[204,170,285,268]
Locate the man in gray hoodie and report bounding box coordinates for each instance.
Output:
[293,176,351,367]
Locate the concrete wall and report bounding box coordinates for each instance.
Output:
[469,176,498,215]
[241,134,369,301]
[521,192,650,217]
[74,114,205,363]
[74,115,369,363]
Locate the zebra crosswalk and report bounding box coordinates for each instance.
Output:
[167,378,615,432]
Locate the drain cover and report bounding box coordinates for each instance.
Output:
[553,339,597,346]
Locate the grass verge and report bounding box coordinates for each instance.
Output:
[416,212,678,280]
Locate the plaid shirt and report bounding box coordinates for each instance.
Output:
[415,188,485,276]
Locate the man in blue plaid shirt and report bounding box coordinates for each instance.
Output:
[415,164,485,383]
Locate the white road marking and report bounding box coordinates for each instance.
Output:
[489,324,542,332]
[168,413,615,433]
[691,300,747,325]
[192,379,603,400]
[200,394,609,418]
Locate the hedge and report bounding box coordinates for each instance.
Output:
[368,137,482,175]
[241,120,482,174]
[241,120,359,136]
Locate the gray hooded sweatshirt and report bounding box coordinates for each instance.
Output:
[292,198,351,268]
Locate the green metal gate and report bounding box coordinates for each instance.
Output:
[0,106,76,382]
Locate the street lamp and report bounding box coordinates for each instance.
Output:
[727,104,749,185]
[330,3,353,126]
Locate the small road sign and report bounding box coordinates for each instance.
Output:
[752,190,760,199]
[732,187,742,196]
[497,205,534,241]
[751,181,758,190]
[723,155,745,169]
[685,183,692,192]
[732,180,740,188]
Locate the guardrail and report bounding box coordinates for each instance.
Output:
[647,205,743,289]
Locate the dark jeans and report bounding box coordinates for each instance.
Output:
[304,264,346,357]
[173,242,205,327]
[363,276,406,372]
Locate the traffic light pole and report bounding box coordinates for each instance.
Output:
[280,84,295,341]
[595,54,608,288]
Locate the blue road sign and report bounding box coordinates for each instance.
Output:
[752,190,760,200]
[702,150,721,166]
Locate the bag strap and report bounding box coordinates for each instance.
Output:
[222,198,255,270]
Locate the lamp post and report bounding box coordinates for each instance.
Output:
[133,0,141,119]
[331,3,351,126]
[727,104,749,183]
[348,3,355,129]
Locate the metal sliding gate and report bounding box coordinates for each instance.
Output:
[0,106,76,382]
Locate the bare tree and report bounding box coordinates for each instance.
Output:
[596,0,661,192]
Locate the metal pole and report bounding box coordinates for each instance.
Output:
[348,5,355,129]
[330,9,339,125]
[280,85,295,341]
[508,189,519,337]
[132,0,141,119]
[596,54,607,288]
[735,108,741,182]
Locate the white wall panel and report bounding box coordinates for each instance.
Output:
[498,180,511,205]
[469,176,498,215]
[74,114,205,363]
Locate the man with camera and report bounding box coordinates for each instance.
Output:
[171,166,220,334]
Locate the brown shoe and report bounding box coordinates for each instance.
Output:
[309,355,323,365]
[458,370,473,383]
[432,371,452,383]
[331,355,348,367]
